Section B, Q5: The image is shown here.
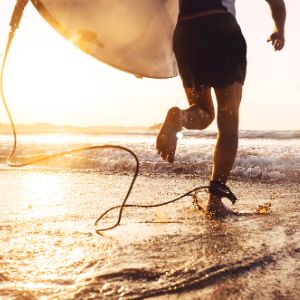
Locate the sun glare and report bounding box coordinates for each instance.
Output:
[1,0,300,129]
[22,172,67,218]
[1,4,121,126]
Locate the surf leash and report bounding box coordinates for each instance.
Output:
[0,0,237,234]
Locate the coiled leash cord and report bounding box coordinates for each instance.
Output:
[1,0,237,234]
[94,181,237,233]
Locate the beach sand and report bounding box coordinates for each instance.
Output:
[0,170,299,299]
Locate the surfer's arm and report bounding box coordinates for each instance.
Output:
[265,0,286,51]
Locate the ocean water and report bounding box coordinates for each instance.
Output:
[0,131,300,299]
[0,130,299,182]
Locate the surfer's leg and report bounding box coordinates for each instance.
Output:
[207,81,242,216]
[156,87,215,162]
[181,87,215,130]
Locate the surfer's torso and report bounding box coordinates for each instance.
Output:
[179,0,236,18]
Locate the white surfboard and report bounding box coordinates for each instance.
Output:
[31,0,179,79]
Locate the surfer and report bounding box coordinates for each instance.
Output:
[156,0,286,216]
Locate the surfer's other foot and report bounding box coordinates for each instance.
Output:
[156,107,182,163]
[206,198,238,218]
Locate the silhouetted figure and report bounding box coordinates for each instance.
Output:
[156,0,286,216]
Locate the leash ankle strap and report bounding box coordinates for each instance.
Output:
[208,180,237,205]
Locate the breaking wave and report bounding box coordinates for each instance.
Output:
[0,131,299,183]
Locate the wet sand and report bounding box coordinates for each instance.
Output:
[0,171,299,299]
[148,179,300,300]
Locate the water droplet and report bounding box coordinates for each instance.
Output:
[176,132,183,139]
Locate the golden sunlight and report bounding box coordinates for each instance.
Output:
[1,0,300,129]
[21,172,67,218]
[1,3,122,126]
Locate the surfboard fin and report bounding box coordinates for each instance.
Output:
[208,181,237,205]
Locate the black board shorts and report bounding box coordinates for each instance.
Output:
[173,12,247,90]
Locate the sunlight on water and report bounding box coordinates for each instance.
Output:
[2,133,157,146]
[21,173,67,218]
[176,131,183,139]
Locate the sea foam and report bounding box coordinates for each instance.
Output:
[0,131,299,182]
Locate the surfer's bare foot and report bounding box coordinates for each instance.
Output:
[156,107,182,163]
[206,196,238,218]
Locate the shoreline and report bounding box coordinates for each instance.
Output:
[0,172,299,299]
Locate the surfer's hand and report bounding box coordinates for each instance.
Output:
[267,30,285,51]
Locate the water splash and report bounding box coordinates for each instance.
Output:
[255,202,272,215]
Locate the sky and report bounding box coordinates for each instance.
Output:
[0,0,299,130]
